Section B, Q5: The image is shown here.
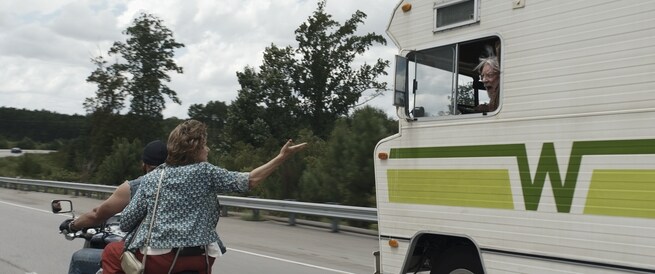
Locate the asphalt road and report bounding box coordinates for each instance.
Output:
[0,188,379,274]
[0,149,55,158]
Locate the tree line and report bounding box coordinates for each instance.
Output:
[0,1,397,211]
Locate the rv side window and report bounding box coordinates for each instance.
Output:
[407,36,500,119]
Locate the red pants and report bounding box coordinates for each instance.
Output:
[102,241,216,274]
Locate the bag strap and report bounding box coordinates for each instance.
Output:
[122,222,143,252]
[141,168,166,270]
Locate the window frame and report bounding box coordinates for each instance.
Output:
[433,0,481,32]
[398,36,501,121]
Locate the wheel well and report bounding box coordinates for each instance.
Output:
[401,233,484,274]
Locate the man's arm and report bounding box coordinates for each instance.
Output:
[70,181,131,230]
[248,139,307,189]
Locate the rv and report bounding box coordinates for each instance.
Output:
[373,0,655,273]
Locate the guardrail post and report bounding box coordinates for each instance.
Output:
[249,196,260,220]
[327,202,340,233]
[284,199,296,226]
[331,217,341,232]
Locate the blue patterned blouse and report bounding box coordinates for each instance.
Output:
[120,162,249,250]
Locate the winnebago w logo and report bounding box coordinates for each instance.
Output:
[387,139,655,218]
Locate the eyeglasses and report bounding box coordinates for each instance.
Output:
[480,72,498,81]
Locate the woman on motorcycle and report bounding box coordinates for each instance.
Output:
[58,140,169,274]
[103,119,307,274]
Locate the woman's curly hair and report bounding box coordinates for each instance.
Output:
[166,119,207,166]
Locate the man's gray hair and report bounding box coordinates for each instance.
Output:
[474,56,499,73]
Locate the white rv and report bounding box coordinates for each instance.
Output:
[373,0,655,273]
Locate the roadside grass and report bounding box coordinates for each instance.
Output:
[0,152,81,182]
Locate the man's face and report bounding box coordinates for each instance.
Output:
[480,64,499,94]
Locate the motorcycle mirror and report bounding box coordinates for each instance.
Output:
[51,199,73,214]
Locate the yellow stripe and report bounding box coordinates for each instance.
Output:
[585,170,655,219]
[388,169,514,209]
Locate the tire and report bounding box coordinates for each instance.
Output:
[430,245,484,274]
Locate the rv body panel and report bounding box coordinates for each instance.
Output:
[376,0,655,273]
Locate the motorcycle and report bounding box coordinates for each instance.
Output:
[52,199,125,274]
[52,199,205,274]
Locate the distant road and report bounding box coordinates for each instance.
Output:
[0,149,56,158]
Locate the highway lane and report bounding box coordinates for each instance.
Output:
[0,149,56,158]
[0,188,378,274]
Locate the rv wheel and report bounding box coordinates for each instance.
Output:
[430,245,483,274]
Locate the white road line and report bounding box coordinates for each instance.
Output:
[0,200,53,214]
[228,248,356,274]
[2,200,357,274]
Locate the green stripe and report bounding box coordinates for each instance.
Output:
[388,169,513,209]
[585,170,655,219]
[388,139,655,214]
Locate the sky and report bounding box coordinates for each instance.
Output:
[0,0,401,119]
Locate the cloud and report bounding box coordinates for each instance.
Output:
[0,0,399,119]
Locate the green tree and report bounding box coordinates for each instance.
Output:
[188,100,229,150]
[17,154,43,178]
[225,68,273,147]
[299,106,396,206]
[0,107,86,143]
[82,12,183,168]
[109,13,185,119]
[294,1,389,138]
[84,56,127,114]
[84,55,130,165]
[86,113,129,170]
[16,137,36,149]
[230,0,389,140]
[0,135,8,148]
[92,138,142,185]
[250,129,316,199]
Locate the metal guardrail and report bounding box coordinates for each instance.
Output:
[0,176,378,232]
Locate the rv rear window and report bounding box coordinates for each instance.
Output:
[434,0,479,32]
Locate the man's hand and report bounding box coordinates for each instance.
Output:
[59,218,79,233]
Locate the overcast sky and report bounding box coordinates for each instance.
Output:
[0,0,400,119]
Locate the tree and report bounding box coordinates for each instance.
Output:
[0,135,8,149]
[188,100,229,150]
[92,138,142,185]
[109,13,185,119]
[231,0,390,140]
[226,67,273,147]
[17,154,43,178]
[83,13,184,165]
[293,1,390,138]
[299,106,397,206]
[16,137,36,149]
[84,56,127,114]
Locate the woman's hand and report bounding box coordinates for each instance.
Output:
[279,139,308,159]
[249,139,308,188]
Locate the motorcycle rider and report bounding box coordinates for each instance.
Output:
[59,140,168,274]
[105,120,307,273]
